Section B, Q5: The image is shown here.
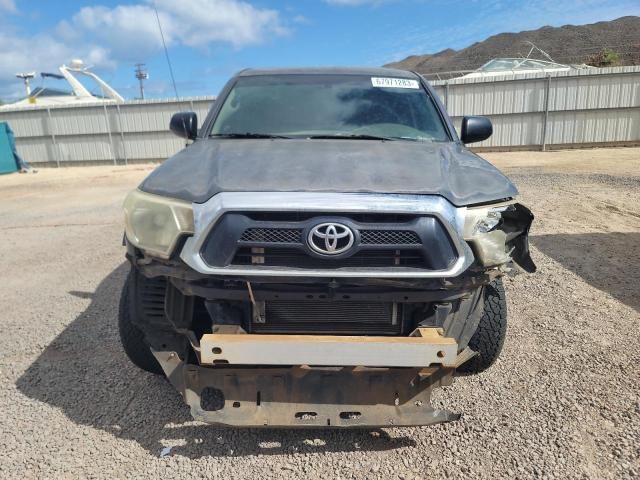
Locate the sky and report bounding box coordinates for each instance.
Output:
[0,0,638,100]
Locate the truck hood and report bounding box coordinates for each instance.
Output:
[139,138,518,207]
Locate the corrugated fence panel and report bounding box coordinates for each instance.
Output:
[1,68,639,164]
[435,66,640,149]
[547,108,640,144]
[122,131,189,160]
[0,96,215,164]
[13,137,51,163]
[3,109,51,137]
[52,106,112,135]
[445,77,548,116]
[548,71,640,111]
[450,112,543,148]
[56,134,114,162]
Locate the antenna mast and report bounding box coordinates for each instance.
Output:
[16,72,36,96]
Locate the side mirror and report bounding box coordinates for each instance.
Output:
[170,112,198,140]
[460,116,492,144]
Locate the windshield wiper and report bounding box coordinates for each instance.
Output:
[307,134,395,141]
[209,133,293,139]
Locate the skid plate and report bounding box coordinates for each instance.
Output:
[153,350,459,427]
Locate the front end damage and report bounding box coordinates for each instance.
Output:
[154,326,470,427]
[123,192,535,427]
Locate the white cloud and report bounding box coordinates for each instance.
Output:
[0,0,16,13]
[293,15,310,25]
[0,26,115,99]
[0,0,288,100]
[64,0,286,54]
[324,0,393,5]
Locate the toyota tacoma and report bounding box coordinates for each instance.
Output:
[119,68,535,427]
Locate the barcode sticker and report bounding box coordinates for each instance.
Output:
[371,77,420,89]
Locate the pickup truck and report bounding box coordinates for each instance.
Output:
[119,67,535,427]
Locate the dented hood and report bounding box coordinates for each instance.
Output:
[139,138,518,206]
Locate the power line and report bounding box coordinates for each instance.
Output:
[152,1,179,99]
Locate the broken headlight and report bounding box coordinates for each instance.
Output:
[463,202,536,272]
[123,189,194,259]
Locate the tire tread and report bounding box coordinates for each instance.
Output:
[458,279,507,374]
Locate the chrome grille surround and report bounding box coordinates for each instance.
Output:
[180,192,473,278]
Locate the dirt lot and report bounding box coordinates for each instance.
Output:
[1,148,638,479]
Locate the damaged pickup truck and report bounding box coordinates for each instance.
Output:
[119,68,535,427]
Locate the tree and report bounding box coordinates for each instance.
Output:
[587,48,621,67]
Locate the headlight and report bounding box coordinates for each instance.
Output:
[463,202,514,267]
[123,189,194,259]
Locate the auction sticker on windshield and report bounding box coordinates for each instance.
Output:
[371,77,420,89]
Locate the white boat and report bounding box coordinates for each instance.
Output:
[460,57,592,79]
[1,59,124,111]
[460,43,595,79]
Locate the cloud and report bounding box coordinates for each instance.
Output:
[324,0,393,5]
[0,0,288,99]
[0,25,116,99]
[63,0,286,55]
[0,0,16,13]
[292,15,310,25]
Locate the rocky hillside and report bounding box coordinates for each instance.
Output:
[385,16,640,74]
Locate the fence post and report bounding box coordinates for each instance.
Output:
[444,81,450,109]
[541,75,551,151]
[116,104,128,166]
[103,103,117,165]
[46,107,60,168]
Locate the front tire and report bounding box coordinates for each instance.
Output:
[118,269,164,375]
[457,279,508,375]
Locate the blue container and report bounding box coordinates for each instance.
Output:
[0,122,18,174]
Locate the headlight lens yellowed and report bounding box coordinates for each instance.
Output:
[123,190,194,258]
[463,201,514,267]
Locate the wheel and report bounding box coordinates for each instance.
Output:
[457,279,508,375]
[118,269,164,375]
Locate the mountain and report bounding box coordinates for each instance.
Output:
[385,16,640,74]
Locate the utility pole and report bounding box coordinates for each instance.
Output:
[134,64,148,99]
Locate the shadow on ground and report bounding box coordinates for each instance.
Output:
[532,232,640,312]
[15,262,416,458]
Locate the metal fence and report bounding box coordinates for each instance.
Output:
[0,97,214,166]
[431,65,640,150]
[0,65,639,165]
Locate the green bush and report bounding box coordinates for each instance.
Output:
[587,48,621,67]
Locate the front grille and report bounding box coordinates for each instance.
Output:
[233,247,424,268]
[252,300,401,335]
[199,212,459,270]
[360,230,421,245]
[240,227,302,244]
[239,227,421,246]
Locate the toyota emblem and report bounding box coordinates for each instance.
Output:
[307,222,355,255]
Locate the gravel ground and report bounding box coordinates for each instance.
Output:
[0,148,638,479]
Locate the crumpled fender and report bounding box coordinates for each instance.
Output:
[502,203,536,273]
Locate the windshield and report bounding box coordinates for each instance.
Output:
[209,74,449,142]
